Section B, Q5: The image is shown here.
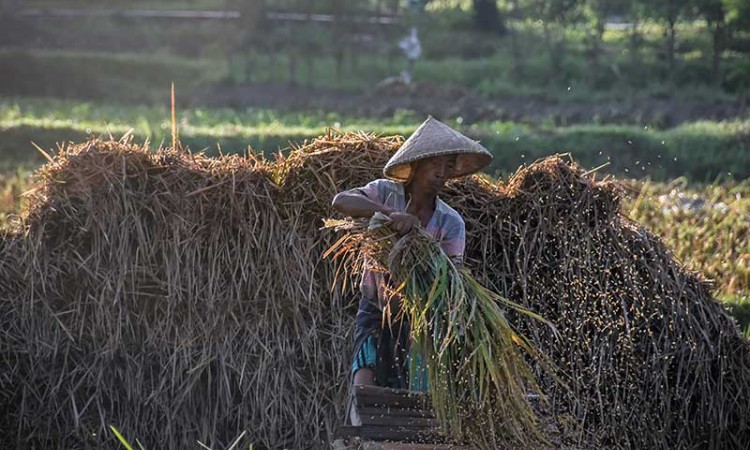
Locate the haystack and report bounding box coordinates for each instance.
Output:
[0,132,748,449]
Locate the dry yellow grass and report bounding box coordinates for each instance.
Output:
[0,133,748,449]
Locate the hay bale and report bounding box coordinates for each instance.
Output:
[0,132,748,449]
[445,157,750,448]
[0,138,349,449]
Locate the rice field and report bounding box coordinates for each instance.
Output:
[2,97,749,180]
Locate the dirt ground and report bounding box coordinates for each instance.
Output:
[194,80,749,127]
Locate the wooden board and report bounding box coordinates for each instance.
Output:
[344,385,445,444]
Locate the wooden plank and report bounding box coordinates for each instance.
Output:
[357,397,428,409]
[354,385,431,409]
[354,385,429,399]
[338,425,362,438]
[358,406,436,419]
[377,444,471,450]
[344,386,450,444]
[357,425,437,442]
[341,423,440,442]
[359,415,438,428]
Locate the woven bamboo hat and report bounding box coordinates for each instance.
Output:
[383,116,493,181]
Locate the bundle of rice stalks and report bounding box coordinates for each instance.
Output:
[325,213,555,448]
[0,130,748,449]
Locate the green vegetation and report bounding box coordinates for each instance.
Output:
[110,426,145,450]
[0,97,414,165]
[0,49,222,103]
[721,295,750,333]
[25,0,228,10]
[2,97,748,181]
[627,177,750,297]
[0,30,744,102]
[625,178,750,329]
[2,1,749,100]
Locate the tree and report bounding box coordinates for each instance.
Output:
[582,0,630,69]
[642,0,688,79]
[692,0,726,84]
[508,0,525,79]
[230,0,268,82]
[723,0,750,94]
[626,0,652,71]
[331,0,348,81]
[724,0,750,31]
[472,0,507,34]
[528,0,585,79]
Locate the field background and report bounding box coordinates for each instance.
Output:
[0,0,748,330]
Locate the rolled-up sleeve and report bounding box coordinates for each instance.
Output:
[354,179,386,205]
[441,218,466,265]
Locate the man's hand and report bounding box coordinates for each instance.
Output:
[388,212,420,235]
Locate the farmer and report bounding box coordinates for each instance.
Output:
[332,116,492,399]
[398,26,421,83]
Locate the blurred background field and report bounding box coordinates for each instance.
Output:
[0,0,748,329]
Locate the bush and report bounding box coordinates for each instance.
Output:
[725,59,750,93]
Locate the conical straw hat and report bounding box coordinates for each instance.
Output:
[383,116,493,181]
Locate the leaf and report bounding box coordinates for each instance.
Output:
[109,426,135,450]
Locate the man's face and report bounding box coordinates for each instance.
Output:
[410,155,457,195]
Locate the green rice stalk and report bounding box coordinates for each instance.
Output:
[324,213,556,447]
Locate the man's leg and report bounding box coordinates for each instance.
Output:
[350,333,378,426]
[350,368,376,426]
[353,367,375,386]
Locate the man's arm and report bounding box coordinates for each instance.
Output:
[332,187,419,234]
[331,189,395,218]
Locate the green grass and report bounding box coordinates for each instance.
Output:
[25,0,228,10]
[0,49,225,104]
[2,97,747,181]
[718,295,750,334]
[0,97,418,166]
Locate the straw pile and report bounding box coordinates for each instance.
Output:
[0,137,361,449]
[1,132,749,449]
